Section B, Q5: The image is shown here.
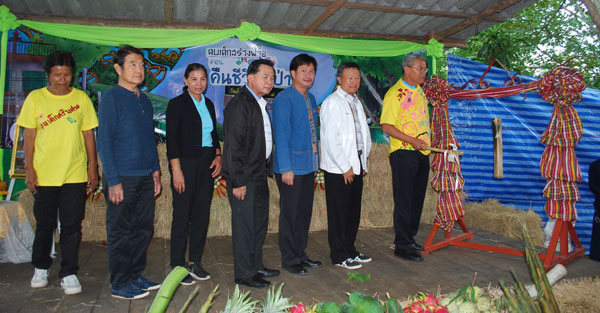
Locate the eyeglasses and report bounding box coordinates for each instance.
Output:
[409,66,428,72]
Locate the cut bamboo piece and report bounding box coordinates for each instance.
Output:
[429,147,464,156]
[493,117,503,179]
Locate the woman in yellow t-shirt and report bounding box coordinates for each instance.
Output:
[16,51,99,295]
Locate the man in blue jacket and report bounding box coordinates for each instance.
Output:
[98,45,162,299]
[272,54,322,275]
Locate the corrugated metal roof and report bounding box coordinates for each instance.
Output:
[4,0,538,47]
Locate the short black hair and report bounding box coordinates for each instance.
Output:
[43,51,75,75]
[336,62,361,77]
[247,59,274,76]
[114,45,144,67]
[289,53,317,72]
[182,63,208,92]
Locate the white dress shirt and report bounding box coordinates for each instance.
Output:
[320,86,372,175]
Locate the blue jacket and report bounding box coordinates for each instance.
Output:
[272,86,319,175]
[98,85,160,187]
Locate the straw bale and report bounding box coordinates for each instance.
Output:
[17,143,542,244]
[553,276,600,312]
[461,199,544,246]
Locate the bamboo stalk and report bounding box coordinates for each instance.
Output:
[428,147,464,156]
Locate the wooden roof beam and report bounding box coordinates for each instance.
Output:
[437,0,522,39]
[305,0,346,34]
[164,0,174,24]
[257,0,505,22]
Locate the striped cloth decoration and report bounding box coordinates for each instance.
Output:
[446,54,598,252]
[538,67,585,222]
[424,75,465,230]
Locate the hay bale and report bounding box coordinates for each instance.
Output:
[553,276,600,312]
[17,143,542,244]
[462,199,543,246]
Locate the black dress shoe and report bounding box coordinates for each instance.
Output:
[412,242,422,250]
[394,249,424,262]
[283,264,308,275]
[300,259,322,268]
[257,267,280,277]
[234,276,270,288]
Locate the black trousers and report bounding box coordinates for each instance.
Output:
[31,183,86,278]
[105,176,155,289]
[227,179,269,280]
[390,149,429,252]
[275,172,315,267]
[590,201,600,261]
[169,148,215,268]
[324,171,363,264]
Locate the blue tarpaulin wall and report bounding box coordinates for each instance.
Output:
[447,54,600,252]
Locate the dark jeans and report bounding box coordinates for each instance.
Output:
[31,183,86,278]
[590,202,600,261]
[390,149,429,252]
[169,148,215,268]
[227,179,269,280]
[324,171,363,264]
[105,176,155,289]
[275,172,315,267]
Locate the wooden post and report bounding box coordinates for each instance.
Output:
[492,118,503,179]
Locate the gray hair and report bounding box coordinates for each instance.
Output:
[336,62,360,77]
[402,54,426,68]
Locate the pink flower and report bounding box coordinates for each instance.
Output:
[290,303,306,313]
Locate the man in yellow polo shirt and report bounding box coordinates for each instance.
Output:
[381,54,430,262]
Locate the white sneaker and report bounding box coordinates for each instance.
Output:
[31,268,49,288]
[335,259,362,270]
[61,274,82,295]
[352,252,372,263]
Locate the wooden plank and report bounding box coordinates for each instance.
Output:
[2,227,600,312]
[305,0,346,34]
[493,118,504,179]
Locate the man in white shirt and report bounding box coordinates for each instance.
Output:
[320,62,372,270]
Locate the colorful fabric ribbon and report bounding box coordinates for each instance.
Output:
[423,75,465,230]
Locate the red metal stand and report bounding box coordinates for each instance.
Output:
[422,218,525,257]
[537,219,586,271]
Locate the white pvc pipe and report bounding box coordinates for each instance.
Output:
[526,264,567,298]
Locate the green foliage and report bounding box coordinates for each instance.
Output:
[332,55,404,88]
[220,285,258,313]
[318,302,342,313]
[346,272,371,283]
[384,297,400,313]
[262,283,293,313]
[199,285,220,313]
[453,0,600,88]
[341,292,384,313]
[498,227,560,313]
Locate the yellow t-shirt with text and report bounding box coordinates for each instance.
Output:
[380,79,430,155]
[16,87,98,186]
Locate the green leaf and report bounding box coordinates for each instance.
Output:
[317,302,341,313]
[347,292,384,313]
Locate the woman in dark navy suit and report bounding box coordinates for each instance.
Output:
[166,63,221,285]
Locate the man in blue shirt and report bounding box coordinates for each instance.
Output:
[272,54,322,275]
[98,45,162,300]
